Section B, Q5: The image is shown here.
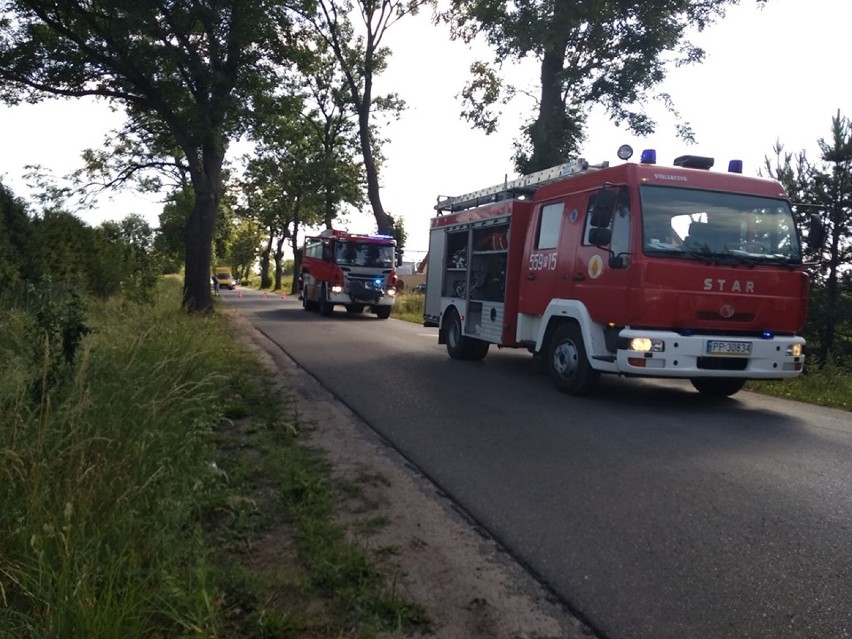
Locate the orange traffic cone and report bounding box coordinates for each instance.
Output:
[262,291,268,298]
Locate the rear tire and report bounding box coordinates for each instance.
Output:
[548,323,600,395]
[375,306,391,319]
[445,308,489,360]
[691,378,745,397]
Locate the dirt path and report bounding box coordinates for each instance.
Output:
[234,312,594,639]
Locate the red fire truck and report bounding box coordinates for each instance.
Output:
[423,147,819,396]
[300,229,398,319]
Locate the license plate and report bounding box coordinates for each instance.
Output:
[706,340,752,355]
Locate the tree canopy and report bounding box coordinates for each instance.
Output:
[0,0,292,312]
[444,0,758,173]
[764,112,852,366]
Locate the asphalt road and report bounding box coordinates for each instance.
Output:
[224,288,852,639]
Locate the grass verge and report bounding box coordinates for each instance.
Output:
[0,278,427,638]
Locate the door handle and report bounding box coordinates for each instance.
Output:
[526,273,536,280]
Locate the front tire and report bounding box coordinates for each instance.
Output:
[444,308,489,360]
[319,286,334,317]
[691,378,745,397]
[374,306,391,319]
[548,323,600,395]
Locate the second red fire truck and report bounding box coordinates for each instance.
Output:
[300,229,398,319]
[423,146,820,396]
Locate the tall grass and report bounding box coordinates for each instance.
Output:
[0,278,428,638]
[390,291,424,323]
[747,359,851,409]
[0,281,233,638]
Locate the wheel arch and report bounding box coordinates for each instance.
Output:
[532,301,604,359]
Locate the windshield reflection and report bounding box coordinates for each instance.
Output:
[640,185,801,264]
[334,242,395,268]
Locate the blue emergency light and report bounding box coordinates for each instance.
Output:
[728,160,743,174]
[640,149,657,164]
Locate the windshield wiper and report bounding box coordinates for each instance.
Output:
[679,244,718,264]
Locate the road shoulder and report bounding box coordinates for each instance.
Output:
[230,310,593,639]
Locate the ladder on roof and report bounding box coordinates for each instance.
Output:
[434,158,609,213]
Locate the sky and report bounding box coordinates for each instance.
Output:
[1,0,850,260]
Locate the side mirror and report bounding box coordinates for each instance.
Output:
[588,227,612,246]
[608,253,628,269]
[808,213,825,250]
[590,189,617,227]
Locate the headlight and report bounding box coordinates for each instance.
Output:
[786,343,803,357]
[629,338,665,353]
[331,285,343,294]
[387,288,396,297]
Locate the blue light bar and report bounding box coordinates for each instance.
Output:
[728,160,743,174]
[762,331,774,340]
[640,149,657,164]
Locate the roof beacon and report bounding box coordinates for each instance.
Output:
[674,155,714,170]
[640,149,657,164]
[728,159,743,174]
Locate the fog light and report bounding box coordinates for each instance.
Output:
[331,285,343,294]
[630,338,665,352]
[786,344,803,357]
[387,288,397,297]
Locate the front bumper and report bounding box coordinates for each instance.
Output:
[615,329,805,379]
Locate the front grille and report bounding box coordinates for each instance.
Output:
[696,311,755,322]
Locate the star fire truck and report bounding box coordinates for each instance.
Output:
[423,146,821,397]
[299,229,398,319]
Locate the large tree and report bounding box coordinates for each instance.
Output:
[293,0,429,234]
[0,0,290,312]
[444,0,755,173]
[764,112,852,366]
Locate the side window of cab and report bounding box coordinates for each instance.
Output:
[582,187,631,268]
[536,202,565,249]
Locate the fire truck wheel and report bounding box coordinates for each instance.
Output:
[374,306,391,319]
[319,286,334,316]
[548,323,600,395]
[690,378,745,397]
[444,308,489,360]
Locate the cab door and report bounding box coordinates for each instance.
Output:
[518,199,581,315]
[572,186,633,324]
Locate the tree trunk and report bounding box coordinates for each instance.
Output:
[182,152,222,313]
[356,103,394,235]
[259,227,273,289]
[527,44,570,173]
[291,206,302,295]
[273,234,285,291]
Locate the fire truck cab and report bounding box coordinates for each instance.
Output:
[300,229,398,319]
[424,149,811,397]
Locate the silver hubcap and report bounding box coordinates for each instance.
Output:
[553,340,579,378]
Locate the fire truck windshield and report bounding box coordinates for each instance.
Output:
[640,185,802,264]
[334,241,395,268]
